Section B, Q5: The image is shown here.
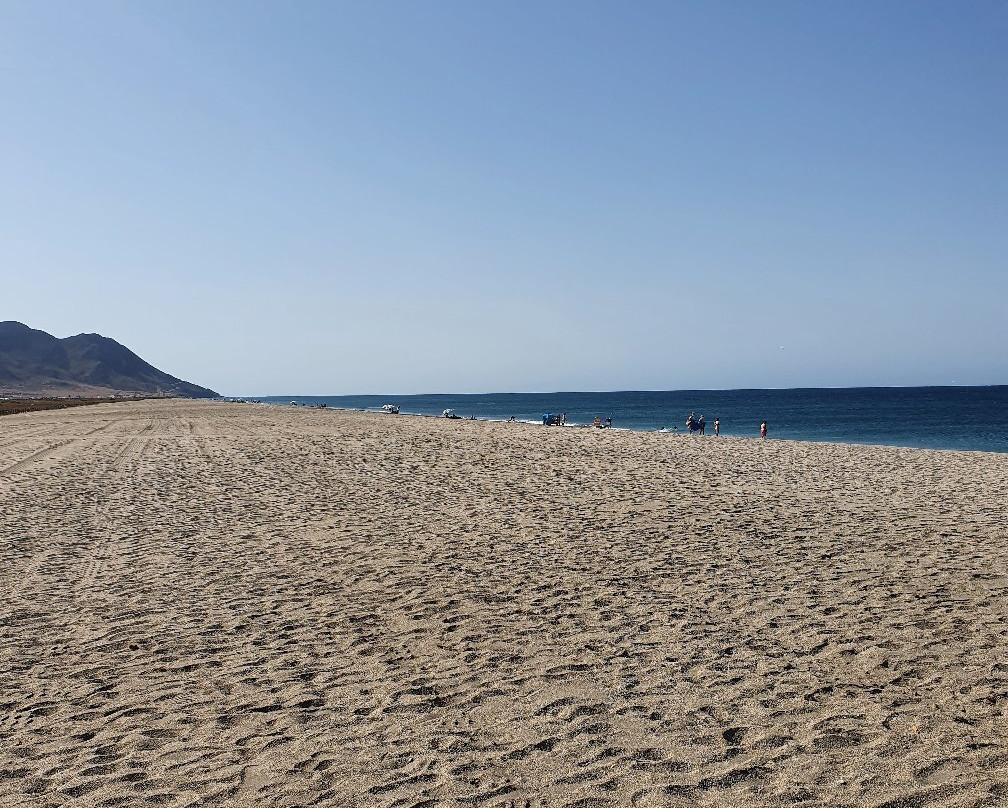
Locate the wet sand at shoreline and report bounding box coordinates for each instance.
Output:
[1,399,1006,808]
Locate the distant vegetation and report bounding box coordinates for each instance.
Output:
[0,396,158,417]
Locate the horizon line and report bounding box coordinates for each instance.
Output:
[230,382,1008,398]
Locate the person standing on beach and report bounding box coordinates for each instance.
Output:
[714,418,720,437]
[760,421,767,440]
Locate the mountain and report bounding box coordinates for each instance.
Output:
[0,322,218,398]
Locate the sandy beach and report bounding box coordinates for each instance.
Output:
[1,398,1005,808]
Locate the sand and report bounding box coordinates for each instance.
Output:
[1,399,1005,808]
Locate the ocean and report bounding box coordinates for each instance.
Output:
[248,386,1008,453]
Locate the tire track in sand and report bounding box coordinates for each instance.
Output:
[3,420,139,604]
[0,419,121,478]
[0,439,75,477]
[75,422,155,601]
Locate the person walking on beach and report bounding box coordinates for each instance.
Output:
[760,421,767,440]
[714,418,720,437]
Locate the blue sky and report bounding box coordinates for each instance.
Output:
[2,1,1005,394]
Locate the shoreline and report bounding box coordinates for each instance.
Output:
[228,398,1008,456]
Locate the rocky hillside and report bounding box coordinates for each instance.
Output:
[0,321,218,398]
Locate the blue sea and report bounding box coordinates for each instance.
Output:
[247,386,1008,453]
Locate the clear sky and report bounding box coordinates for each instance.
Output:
[2,1,1005,394]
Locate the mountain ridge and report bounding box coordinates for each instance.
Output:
[0,321,218,398]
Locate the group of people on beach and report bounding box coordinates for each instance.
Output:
[686,412,710,435]
[456,408,767,438]
[686,413,724,436]
[540,413,613,428]
[686,412,767,439]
